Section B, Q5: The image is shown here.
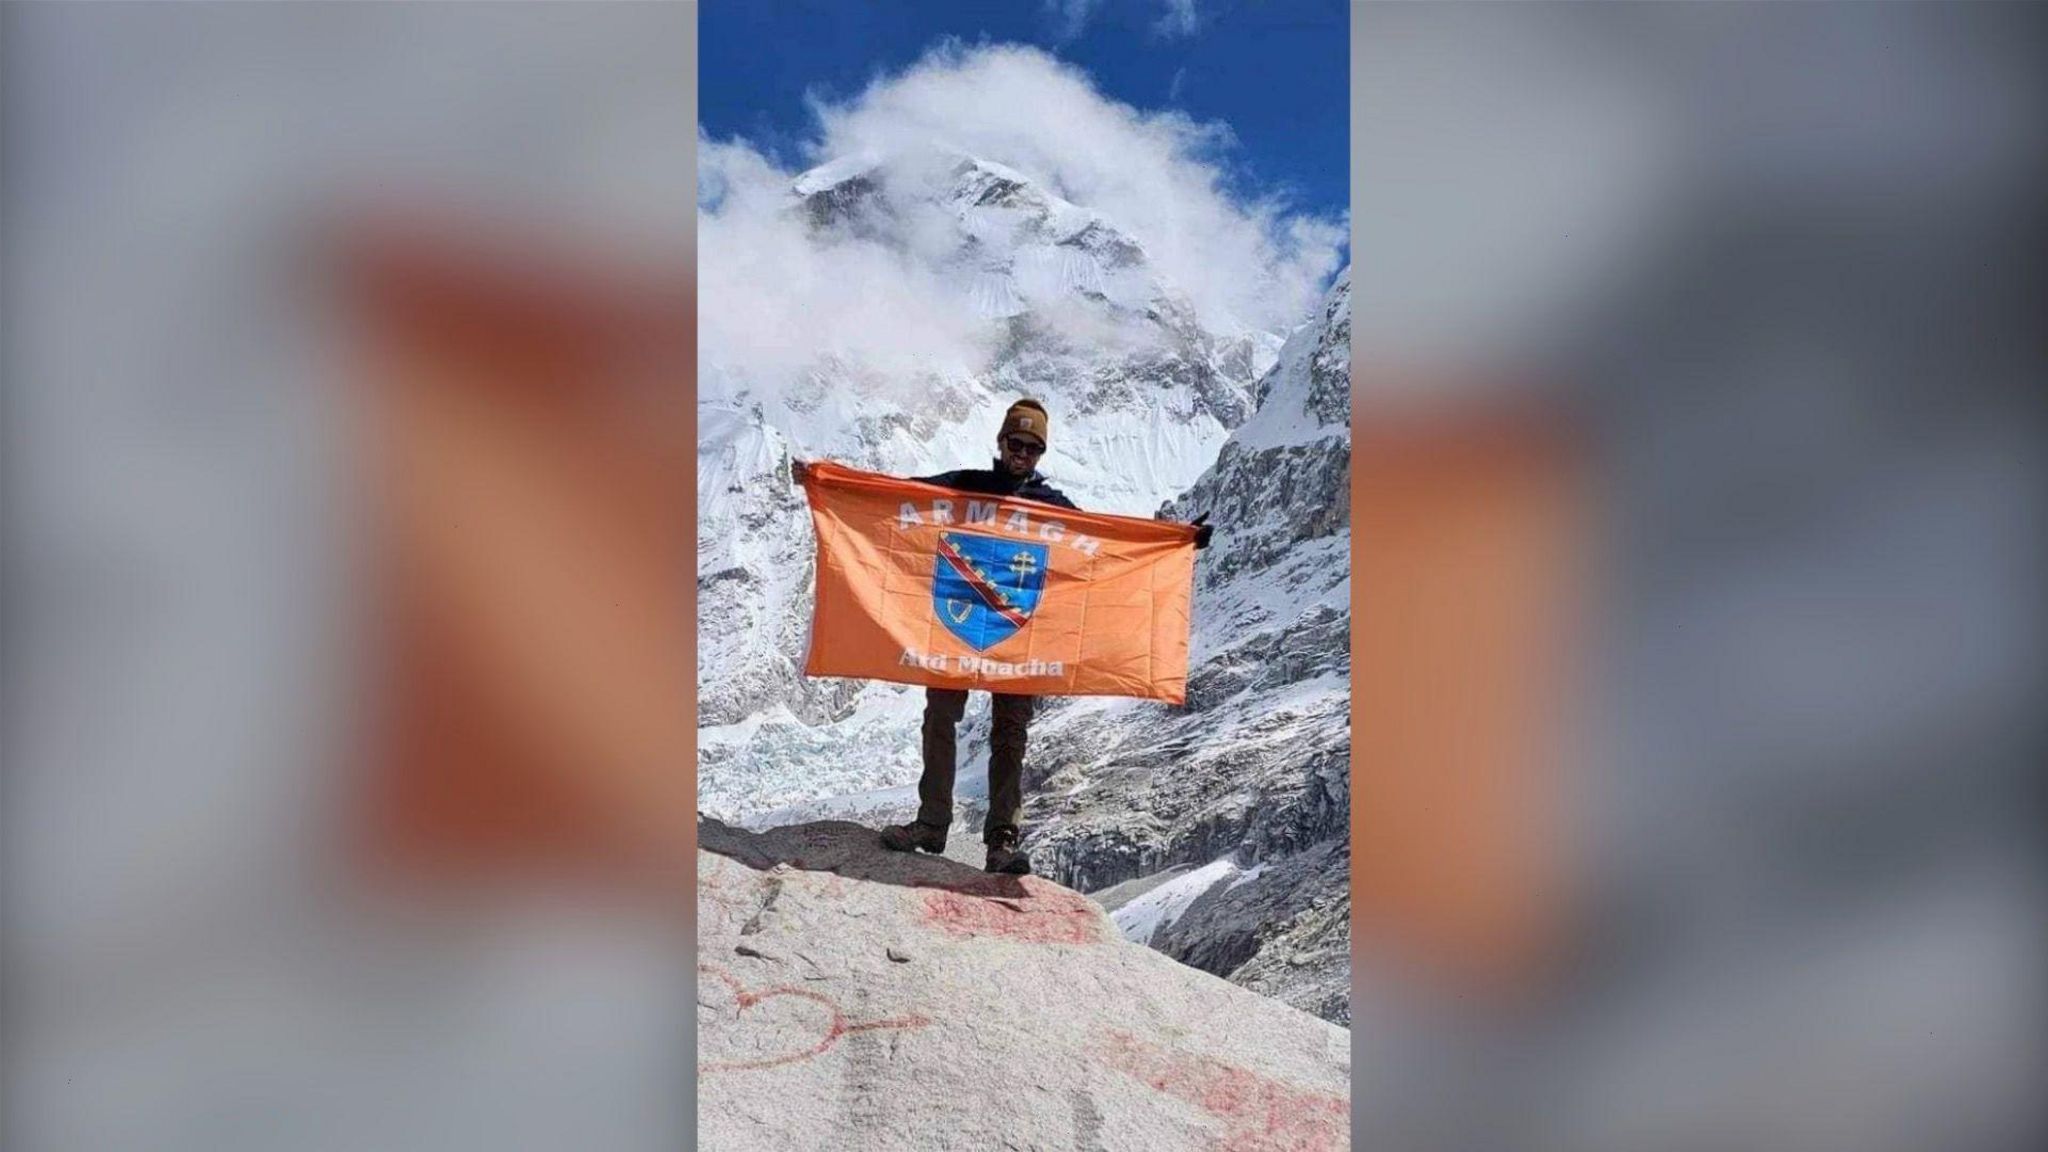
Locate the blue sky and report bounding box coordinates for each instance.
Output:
[699,0,1349,223]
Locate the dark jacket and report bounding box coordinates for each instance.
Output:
[913,462,1080,511]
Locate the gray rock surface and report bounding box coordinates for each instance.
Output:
[698,817,1351,1152]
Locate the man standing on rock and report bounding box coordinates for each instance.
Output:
[792,398,1210,876]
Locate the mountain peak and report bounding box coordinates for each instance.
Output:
[791,153,883,198]
[949,154,1034,190]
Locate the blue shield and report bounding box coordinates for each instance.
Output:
[932,532,1049,651]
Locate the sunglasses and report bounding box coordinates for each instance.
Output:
[1003,436,1045,457]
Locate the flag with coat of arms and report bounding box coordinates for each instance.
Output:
[797,461,1197,704]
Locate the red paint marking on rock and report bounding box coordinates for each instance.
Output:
[914,877,1104,945]
[1098,1030,1347,1152]
[697,860,756,915]
[697,869,737,911]
[698,964,930,1074]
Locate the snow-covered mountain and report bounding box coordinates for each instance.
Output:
[1027,268,1352,1023]
[698,148,1349,1022]
[699,151,1278,804]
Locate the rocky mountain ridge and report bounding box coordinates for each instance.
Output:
[1028,267,1353,1023]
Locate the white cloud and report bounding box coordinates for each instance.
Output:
[698,135,996,404]
[700,43,1345,407]
[1048,0,1203,43]
[1043,0,1099,43]
[1155,0,1200,39]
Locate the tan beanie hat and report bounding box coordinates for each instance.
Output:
[999,398,1049,447]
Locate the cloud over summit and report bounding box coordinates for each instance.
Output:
[700,43,1345,403]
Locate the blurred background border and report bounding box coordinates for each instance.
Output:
[4,4,698,1149]
[1351,3,2045,1150]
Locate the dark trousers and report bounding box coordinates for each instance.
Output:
[917,688,1033,844]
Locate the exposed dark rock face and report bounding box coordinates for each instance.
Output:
[1020,270,1354,1023]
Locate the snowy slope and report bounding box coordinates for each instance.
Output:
[1033,268,1353,1022]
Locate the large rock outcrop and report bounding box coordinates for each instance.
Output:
[698,817,1351,1151]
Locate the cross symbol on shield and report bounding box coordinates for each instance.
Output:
[932,532,1049,651]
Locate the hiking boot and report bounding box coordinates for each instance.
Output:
[879,819,948,854]
[984,832,1032,876]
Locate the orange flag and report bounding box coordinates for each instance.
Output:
[799,461,1197,703]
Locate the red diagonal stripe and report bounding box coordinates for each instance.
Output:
[936,537,1032,628]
